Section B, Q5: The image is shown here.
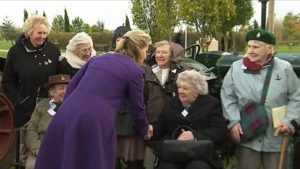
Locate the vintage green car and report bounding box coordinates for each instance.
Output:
[184,44,300,97]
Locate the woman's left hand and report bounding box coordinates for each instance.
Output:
[177,129,195,140]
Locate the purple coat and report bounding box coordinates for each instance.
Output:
[35,53,149,169]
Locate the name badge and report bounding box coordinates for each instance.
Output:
[181,109,188,117]
[152,66,160,74]
[47,108,56,116]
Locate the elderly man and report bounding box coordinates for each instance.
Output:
[221,29,300,169]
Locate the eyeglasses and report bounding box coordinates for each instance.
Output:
[80,47,92,53]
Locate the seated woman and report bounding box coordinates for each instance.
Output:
[150,70,228,169]
[24,74,70,169]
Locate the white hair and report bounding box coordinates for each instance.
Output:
[66,32,95,53]
[249,40,275,54]
[176,70,208,95]
[60,32,96,68]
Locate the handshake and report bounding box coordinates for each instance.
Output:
[144,125,153,140]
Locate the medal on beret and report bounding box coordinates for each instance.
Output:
[246,29,276,45]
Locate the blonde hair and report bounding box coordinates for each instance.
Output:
[115,29,152,65]
[177,70,208,95]
[22,15,50,38]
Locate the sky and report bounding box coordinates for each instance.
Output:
[0,0,133,30]
[0,0,299,30]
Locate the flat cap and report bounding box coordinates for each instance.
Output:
[246,29,276,45]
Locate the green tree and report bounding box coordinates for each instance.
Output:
[51,15,64,32]
[178,0,236,52]
[32,10,39,15]
[283,12,300,48]
[23,9,28,22]
[82,23,91,33]
[43,11,47,17]
[0,16,21,44]
[90,25,98,33]
[125,15,131,28]
[253,19,259,29]
[131,0,179,42]
[91,20,105,33]
[72,16,84,32]
[64,8,71,32]
[131,0,158,41]
[156,0,179,40]
[218,0,253,52]
[0,29,4,40]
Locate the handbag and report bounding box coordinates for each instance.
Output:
[156,126,215,163]
[240,63,273,142]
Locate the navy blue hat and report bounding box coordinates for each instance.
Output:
[112,26,132,49]
[246,29,276,45]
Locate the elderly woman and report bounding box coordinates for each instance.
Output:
[149,70,227,169]
[58,32,96,77]
[143,40,188,169]
[221,29,300,169]
[24,74,70,169]
[1,15,60,168]
[2,15,60,128]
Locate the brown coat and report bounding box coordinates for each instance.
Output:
[144,61,185,123]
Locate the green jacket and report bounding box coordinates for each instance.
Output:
[25,98,53,155]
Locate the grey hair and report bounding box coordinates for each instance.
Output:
[250,40,275,54]
[22,15,50,38]
[154,40,173,58]
[66,32,94,53]
[176,70,208,95]
[154,40,171,48]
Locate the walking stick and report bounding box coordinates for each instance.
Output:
[274,128,289,169]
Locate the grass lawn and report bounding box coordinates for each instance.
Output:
[0,51,7,58]
[0,40,14,50]
[276,45,300,53]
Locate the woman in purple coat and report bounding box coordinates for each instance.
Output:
[35,30,152,169]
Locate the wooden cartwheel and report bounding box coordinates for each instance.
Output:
[0,91,15,160]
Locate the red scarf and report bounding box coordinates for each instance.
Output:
[243,57,262,71]
[243,55,274,72]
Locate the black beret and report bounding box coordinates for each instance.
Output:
[246,29,276,45]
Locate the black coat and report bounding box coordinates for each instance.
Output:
[58,57,79,78]
[151,94,228,149]
[2,34,60,127]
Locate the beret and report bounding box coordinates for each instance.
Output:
[246,29,276,45]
